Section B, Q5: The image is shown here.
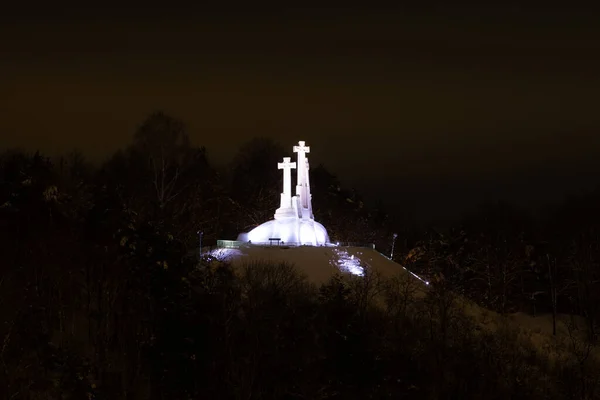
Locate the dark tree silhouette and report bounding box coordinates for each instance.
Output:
[3,117,600,399]
[229,137,286,231]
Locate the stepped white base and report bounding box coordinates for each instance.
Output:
[237,217,329,246]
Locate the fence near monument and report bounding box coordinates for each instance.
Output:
[217,240,244,249]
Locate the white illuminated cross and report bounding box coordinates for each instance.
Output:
[278,157,296,199]
[293,141,310,208]
[293,140,310,156]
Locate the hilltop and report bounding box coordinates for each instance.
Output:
[208,242,600,369]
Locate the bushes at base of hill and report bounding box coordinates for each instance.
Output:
[143,260,600,399]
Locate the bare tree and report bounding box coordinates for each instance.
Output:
[347,266,384,320]
[566,316,596,400]
[133,111,192,210]
[229,138,284,231]
[383,273,419,320]
[568,232,600,342]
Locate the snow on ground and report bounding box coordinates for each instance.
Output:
[207,244,429,287]
[509,312,589,338]
[206,243,599,363]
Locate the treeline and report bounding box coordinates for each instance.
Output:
[399,198,600,342]
[0,111,599,398]
[0,111,389,399]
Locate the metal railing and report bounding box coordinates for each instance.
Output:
[216,240,244,249]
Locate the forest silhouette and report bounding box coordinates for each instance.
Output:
[1,112,600,399]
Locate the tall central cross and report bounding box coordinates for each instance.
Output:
[293,141,310,209]
[278,157,296,204]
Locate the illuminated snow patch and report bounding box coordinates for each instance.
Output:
[330,248,365,276]
[208,248,244,261]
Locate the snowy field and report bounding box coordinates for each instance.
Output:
[206,244,599,362]
[207,244,429,286]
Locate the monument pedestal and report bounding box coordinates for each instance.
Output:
[274,206,296,219]
[237,217,328,246]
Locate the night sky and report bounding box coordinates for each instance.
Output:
[2,5,600,221]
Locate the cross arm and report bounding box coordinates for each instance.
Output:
[278,161,297,169]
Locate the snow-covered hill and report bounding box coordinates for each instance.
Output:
[206,243,599,365]
[207,244,429,286]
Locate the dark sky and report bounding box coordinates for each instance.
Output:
[2,4,600,221]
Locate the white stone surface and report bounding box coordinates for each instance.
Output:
[293,141,311,212]
[238,218,329,246]
[237,140,329,245]
[274,157,297,220]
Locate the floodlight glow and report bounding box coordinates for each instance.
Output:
[243,219,329,245]
[331,248,364,276]
[208,248,243,261]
